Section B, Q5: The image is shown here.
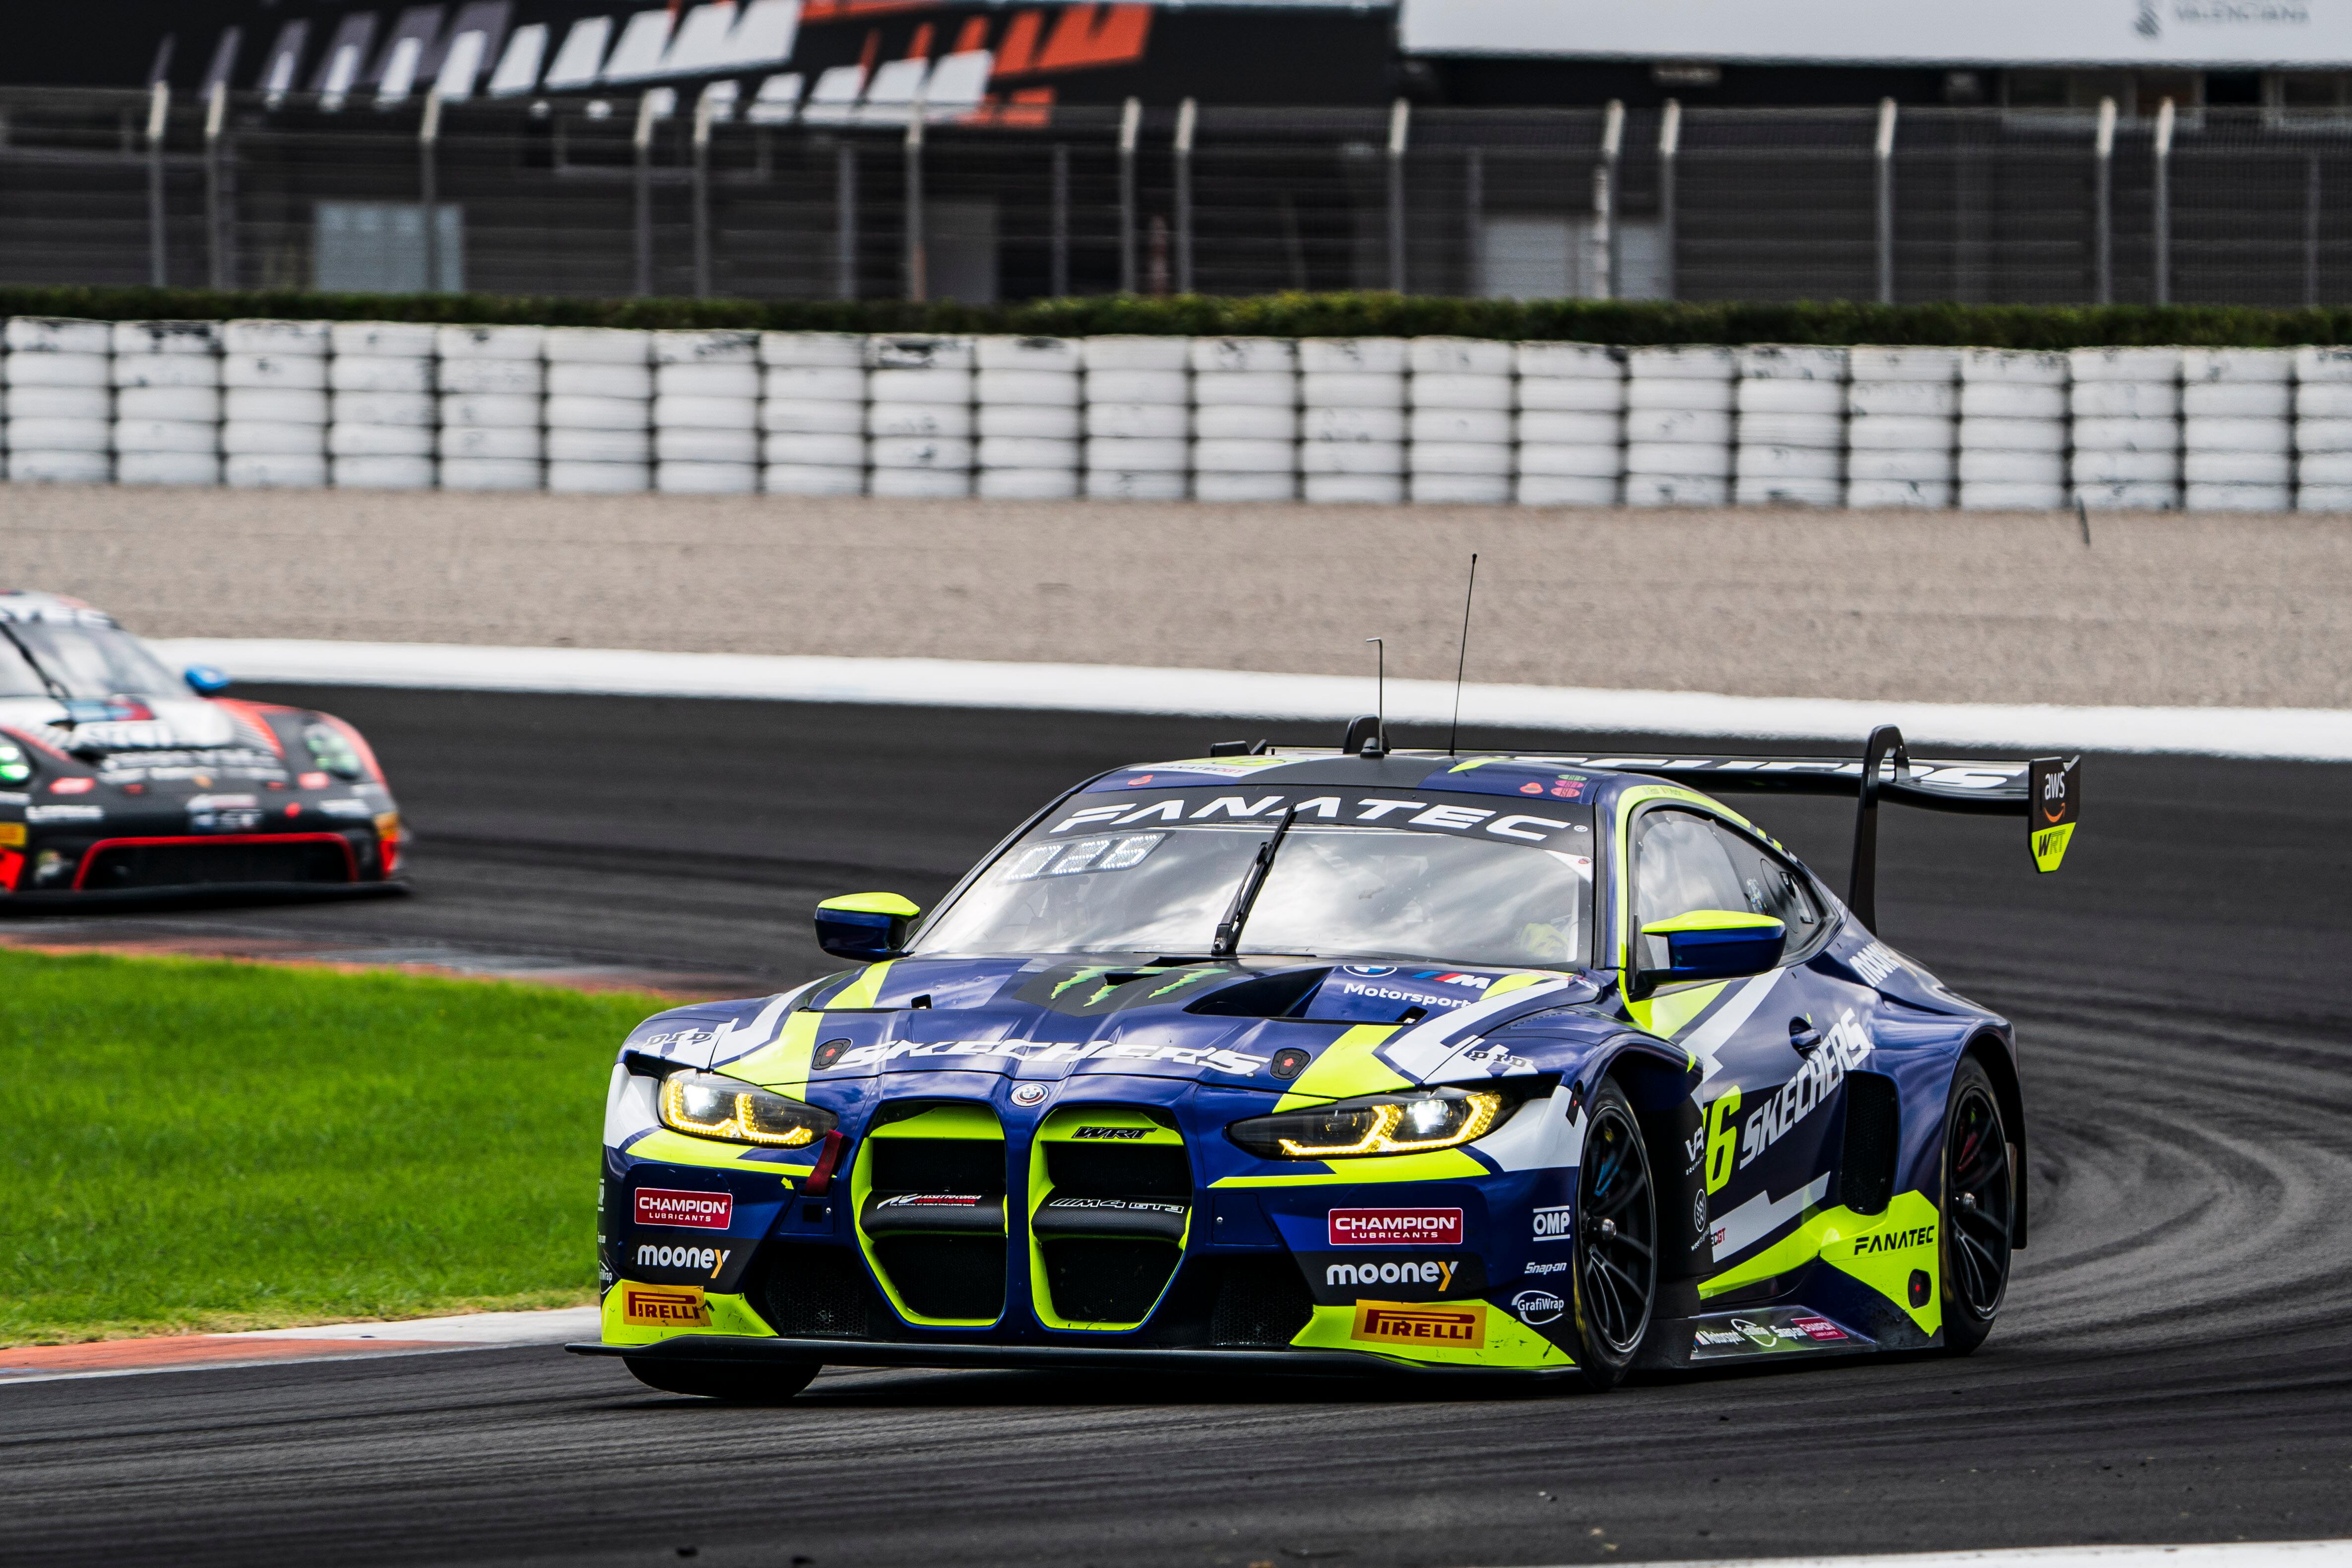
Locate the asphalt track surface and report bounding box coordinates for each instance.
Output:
[6,687,2352,1568]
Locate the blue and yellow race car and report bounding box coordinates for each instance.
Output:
[574,724,2078,1397]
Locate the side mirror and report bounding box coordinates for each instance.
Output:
[815,892,921,961]
[1628,910,1786,1000]
[184,665,232,695]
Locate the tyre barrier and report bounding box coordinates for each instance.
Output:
[7,315,2352,510]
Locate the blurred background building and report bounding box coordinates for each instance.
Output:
[8,0,2352,302]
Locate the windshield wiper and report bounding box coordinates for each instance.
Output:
[0,620,78,725]
[1211,805,1299,958]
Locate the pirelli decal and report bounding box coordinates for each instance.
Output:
[1349,1299,1487,1348]
[622,1285,711,1327]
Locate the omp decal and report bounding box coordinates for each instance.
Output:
[1531,1203,1574,1241]
[1374,975,1578,1082]
[1709,1173,1830,1260]
[621,1286,710,1326]
[1737,1009,1872,1169]
[1349,1300,1486,1347]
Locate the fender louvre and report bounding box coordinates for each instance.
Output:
[1841,1071,1900,1216]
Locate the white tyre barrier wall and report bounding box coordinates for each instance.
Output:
[761,331,865,496]
[652,330,757,495]
[1085,335,1190,500]
[1734,345,1845,507]
[1843,347,1956,508]
[1300,338,1407,505]
[327,321,437,490]
[2182,348,2292,512]
[220,318,329,488]
[1514,342,1623,505]
[546,326,654,493]
[111,320,220,486]
[1406,337,1513,505]
[867,335,974,499]
[2068,347,2179,510]
[1192,336,1298,502]
[20,316,2352,514]
[1957,350,2067,511]
[4,317,115,484]
[2293,347,2352,511]
[975,335,1082,500]
[1624,345,1734,506]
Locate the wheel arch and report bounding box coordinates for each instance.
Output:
[1961,1031,2029,1249]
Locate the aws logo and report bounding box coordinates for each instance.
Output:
[1853,1224,1935,1255]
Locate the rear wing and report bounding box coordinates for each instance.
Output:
[1538,726,2081,932]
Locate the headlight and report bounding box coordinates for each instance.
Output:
[0,741,30,785]
[1226,1086,1527,1160]
[657,1071,836,1148]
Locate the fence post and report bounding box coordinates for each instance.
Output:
[1118,97,1141,294]
[1658,98,1680,302]
[2153,96,2174,306]
[835,140,857,301]
[1174,97,1197,294]
[1386,96,1410,293]
[2094,96,2115,305]
[692,87,715,299]
[1874,97,1897,305]
[633,90,659,297]
[904,83,926,303]
[1464,145,1484,296]
[145,82,170,287]
[1594,98,1622,300]
[2306,153,2322,309]
[1051,142,1071,297]
[203,79,227,290]
[419,86,443,293]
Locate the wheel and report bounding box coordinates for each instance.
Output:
[623,1357,820,1403]
[1939,1058,2016,1355]
[1569,1082,1658,1391]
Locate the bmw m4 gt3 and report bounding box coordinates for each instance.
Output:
[577,725,2077,1398]
[0,591,404,900]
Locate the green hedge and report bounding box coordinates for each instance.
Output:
[8,284,2352,346]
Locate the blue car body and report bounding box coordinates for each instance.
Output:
[584,742,2050,1381]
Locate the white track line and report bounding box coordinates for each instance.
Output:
[150,639,2352,762]
[1517,1547,2352,1568]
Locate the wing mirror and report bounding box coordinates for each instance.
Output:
[184,665,232,695]
[1628,911,1786,1000]
[814,892,921,961]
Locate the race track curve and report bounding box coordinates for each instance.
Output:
[3,687,2349,1568]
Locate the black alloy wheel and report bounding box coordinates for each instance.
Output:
[623,1356,821,1403]
[1569,1082,1657,1391]
[1939,1057,2016,1355]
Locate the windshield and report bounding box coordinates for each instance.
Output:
[0,619,185,701]
[916,792,1594,968]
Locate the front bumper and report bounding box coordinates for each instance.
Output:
[567,1334,1579,1381]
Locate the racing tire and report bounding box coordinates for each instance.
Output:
[1568,1082,1657,1392]
[624,1357,822,1403]
[1940,1058,2016,1356]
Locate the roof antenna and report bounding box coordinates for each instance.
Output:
[1448,551,1478,756]
[1363,637,1387,758]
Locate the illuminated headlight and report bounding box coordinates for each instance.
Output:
[657,1071,836,1148]
[0,741,29,785]
[1226,1086,1530,1160]
[303,722,364,780]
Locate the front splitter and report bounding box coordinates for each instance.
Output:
[568,1335,1577,1381]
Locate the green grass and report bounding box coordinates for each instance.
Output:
[0,948,663,1344]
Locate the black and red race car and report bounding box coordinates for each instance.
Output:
[0,591,404,901]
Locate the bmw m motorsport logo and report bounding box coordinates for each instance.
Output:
[1328,1208,1463,1246]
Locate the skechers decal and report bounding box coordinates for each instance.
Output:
[1738,1009,1872,1169]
